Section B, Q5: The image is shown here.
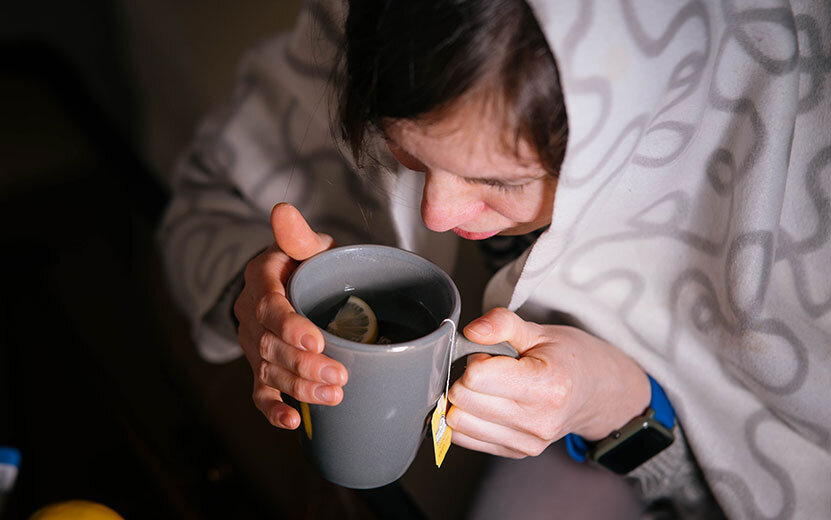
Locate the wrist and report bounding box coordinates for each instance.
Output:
[566,374,676,473]
[573,347,651,441]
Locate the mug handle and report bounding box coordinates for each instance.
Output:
[453,333,518,362]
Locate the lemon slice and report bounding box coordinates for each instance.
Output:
[326,295,379,344]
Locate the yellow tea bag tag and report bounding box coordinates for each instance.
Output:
[432,319,458,467]
[431,393,452,467]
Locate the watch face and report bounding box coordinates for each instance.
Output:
[593,419,674,474]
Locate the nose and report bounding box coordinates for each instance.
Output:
[420,171,486,232]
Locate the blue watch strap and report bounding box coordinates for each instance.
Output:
[565,431,589,462]
[565,375,674,463]
[648,374,674,430]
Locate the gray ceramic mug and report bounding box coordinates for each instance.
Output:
[286,244,517,489]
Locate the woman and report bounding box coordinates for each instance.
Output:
[159,1,831,518]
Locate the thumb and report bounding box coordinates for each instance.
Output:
[271,203,335,261]
[463,307,541,356]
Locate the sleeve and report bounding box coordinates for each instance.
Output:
[155,55,277,363]
[627,424,726,520]
[156,64,276,363]
[157,1,397,363]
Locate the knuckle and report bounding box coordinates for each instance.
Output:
[447,385,461,405]
[490,307,514,324]
[258,331,274,360]
[281,312,305,343]
[548,375,573,409]
[528,379,553,403]
[526,442,546,457]
[507,450,528,460]
[446,407,463,430]
[256,359,271,384]
[528,421,551,441]
[255,293,273,325]
[544,417,561,439]
[292,354,314,379]
[233,295,245,323]
[243,256,260,285]
[289,378,306,400]
[509,437,538,458]
[491,306,511,318]
[462,361,486,389]
[523,411,562,442]
[252,384,272,412]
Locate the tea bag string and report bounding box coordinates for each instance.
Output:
[440,318,456,399]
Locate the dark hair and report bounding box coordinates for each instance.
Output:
[338,0,568,176]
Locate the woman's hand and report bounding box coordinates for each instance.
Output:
[446,308,651,458]
[233,203,347,430]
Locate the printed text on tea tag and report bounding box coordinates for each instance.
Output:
[431,393,452,467]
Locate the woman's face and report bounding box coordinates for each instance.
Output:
[384,105,557,240]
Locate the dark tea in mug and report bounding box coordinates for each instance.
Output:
[307,291,439,344]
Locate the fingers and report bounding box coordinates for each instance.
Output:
[261,331,346,387]
[256,331,347,401]
[464,307,542,355]
[255,289,325,354]
[457,353,558,402]
[252,380,301,429]
[450,430,526,459]
[237,278,348,408]
[447,406,542,458]
[250,289,349,398]
[448,378,532,432]
[240,318,347,403]
[234,210,343,429]
[239,244,326,355]
[271,203,335,261]
[258,359,345,406]
[459,307,567,402]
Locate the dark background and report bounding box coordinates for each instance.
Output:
[0,2,491,518]
[0,1,292,517]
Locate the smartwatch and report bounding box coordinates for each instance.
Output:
[565,375,675,475]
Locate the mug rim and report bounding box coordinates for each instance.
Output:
[287,244,461,353]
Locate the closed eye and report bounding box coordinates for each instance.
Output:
[464,177,526,192]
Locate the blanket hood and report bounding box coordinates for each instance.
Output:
[490,1,831,518]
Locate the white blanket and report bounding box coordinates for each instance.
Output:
[499,1,830,517]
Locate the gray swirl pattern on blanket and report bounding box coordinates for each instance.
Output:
[519,1,830,518]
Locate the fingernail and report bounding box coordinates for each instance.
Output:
[314,385,334,402]
[300,334,318,351]
[321,366,341,385]
[467,320,493,337]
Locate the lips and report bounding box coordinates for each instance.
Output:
[452,228,500,240]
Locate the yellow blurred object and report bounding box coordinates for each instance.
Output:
[29,500,123,520]
[300,401,313,439]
